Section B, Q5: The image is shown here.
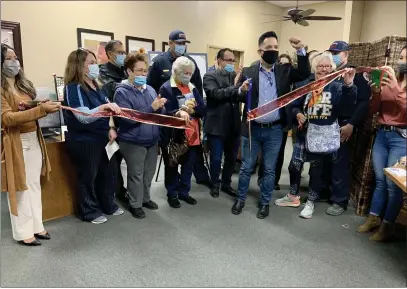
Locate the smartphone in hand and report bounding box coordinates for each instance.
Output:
[371,69,387,87]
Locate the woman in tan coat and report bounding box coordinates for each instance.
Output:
[1,44,60,246]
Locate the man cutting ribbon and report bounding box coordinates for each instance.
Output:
[232,31,311,219]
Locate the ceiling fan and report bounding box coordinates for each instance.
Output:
[262,0,342,26]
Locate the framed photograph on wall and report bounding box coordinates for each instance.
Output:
[162,41,169,52]
[126,36,155,54]
[77,28,114,65]
[1,21,24,67]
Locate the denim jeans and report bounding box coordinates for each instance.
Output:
[237,124,283,205]
[207,134,240,187]
[370,129,406,223]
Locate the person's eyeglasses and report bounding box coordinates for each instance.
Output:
[221,58,236,63]
[317,65,332,70]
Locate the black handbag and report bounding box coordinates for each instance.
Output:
[168,129,189,167]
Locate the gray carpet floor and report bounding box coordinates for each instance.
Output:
[1,142,406,287]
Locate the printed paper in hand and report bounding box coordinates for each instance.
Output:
[105,141,119,160]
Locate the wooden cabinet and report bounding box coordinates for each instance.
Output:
[41,140,76,222]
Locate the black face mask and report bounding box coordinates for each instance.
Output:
[261,50,279,65]
[398,63,407,75]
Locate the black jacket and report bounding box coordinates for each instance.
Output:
[98,62,127,102]
[237,55,310,137]
[146,50,203,98]
[203,69,242,138]
[335,63,370,126]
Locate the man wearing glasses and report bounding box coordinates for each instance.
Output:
[203,48,249,198]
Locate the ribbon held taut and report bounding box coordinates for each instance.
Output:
[247,67,384,121]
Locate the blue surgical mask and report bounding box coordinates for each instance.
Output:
[174,44,186,56]
[87,64,99,80]
[134,75,147,87]
[224,64,235,73]
[180,73,191,85]
[332,54,342,67]
[116,54,126,67]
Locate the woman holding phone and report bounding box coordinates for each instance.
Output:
[63,48,123,224]
[1,44,60,246]
[357,45,407,242]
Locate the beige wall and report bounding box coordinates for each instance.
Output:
[279,1,346,54]
[1,1,283,89]
[348,0,365,43]
[359,0,406,42]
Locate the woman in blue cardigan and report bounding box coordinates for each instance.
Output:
[159,56,206,209]
[114,52,166,219]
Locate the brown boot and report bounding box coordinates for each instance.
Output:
[369,222,395,242]
[357,215,381,233]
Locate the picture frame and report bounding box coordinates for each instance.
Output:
[1,21,24,67]
[77,28,114,65]
[162,41,169,52]
[126,36,155,54]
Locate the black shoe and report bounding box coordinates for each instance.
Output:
[143,200,158,210]
[210,186,220,198]
[168,197,181,208]
[129,207,146,219]
[18,238,41,246]
[34,232,51,240]
[274,184,281,191]
[179,195,197,205]
[257,205,269,219]
[221,185,237,197]
[231,199,245,215]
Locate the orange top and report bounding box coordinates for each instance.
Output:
[370,84,407,127]
[177,84,200,146]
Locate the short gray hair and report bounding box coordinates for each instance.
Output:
[311,51,336,73]
[172,56,195,76]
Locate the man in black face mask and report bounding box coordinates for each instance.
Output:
[232,31,311,219]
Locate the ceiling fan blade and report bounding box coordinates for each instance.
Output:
[297,19,309,26]
[262,19,290,24]
[302,16,342,20]
[259,13,285,17]
[298,9,316,17]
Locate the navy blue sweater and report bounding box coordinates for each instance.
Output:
[114,81,163,147]
[63,83,109,142]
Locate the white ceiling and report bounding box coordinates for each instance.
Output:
[267,1,327,8]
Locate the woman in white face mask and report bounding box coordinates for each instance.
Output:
[1,44,61,246]
[63,48,123,225]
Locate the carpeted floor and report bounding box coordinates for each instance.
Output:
[1,143,406,287]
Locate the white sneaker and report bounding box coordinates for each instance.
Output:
[91,216,107,224]
[299,200,314,219]
[113,208,124,216]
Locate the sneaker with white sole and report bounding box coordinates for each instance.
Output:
[91,216,107,224]
[274,194,301,207]
[299,200,314,219]
[113,208,124,216]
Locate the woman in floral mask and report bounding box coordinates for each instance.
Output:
[63,48,123,224]
[357,45,407,242]
[1,44,60,246]
[159,56,206,209]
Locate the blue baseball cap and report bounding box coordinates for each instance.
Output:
[169,30,191,43]
[327,41,350,52]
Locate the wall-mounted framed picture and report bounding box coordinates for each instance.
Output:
[162,41,169,52]
[77,28,114,65]
[1,21,24,67]
[126,36,155,54]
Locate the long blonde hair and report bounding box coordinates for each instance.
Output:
[64,48,98,90]
[1,44,36,99]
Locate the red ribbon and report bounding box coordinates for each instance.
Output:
[247,67,382,121]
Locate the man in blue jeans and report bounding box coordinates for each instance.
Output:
[232,31,310,219]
